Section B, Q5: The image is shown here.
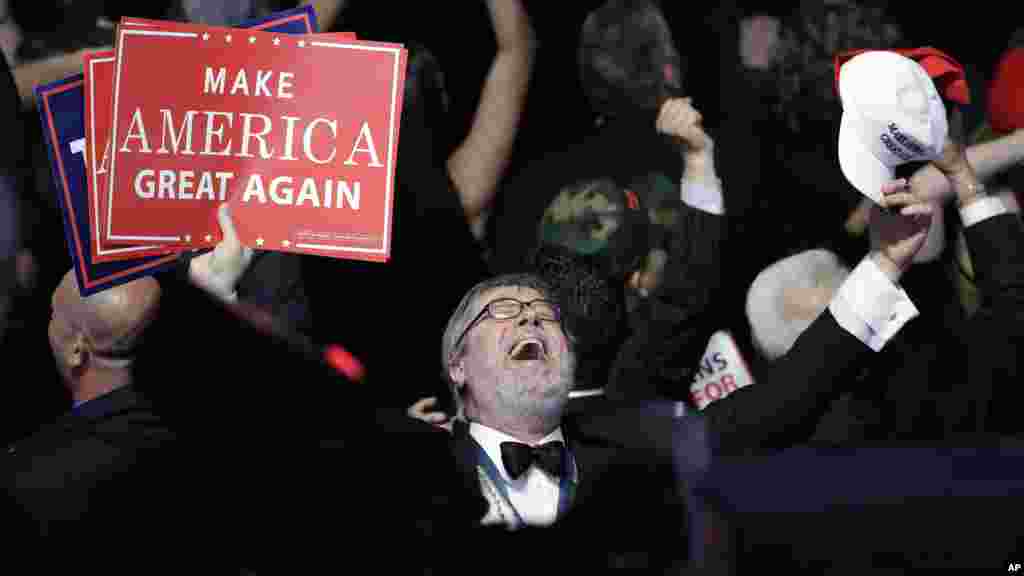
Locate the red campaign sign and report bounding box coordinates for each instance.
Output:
[84,50,182,262]
[106,19,405,262]
[87,23,354,259]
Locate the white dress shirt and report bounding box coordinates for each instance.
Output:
[959,195,1010,227]
[469,422,575,528]
[828,196,1010,352]
[681,178,726,216]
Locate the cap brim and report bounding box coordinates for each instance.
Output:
[838,111,892,205]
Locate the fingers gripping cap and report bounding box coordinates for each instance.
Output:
[837,51,948,204]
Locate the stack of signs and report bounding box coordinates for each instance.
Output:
[36,5,407,296]
[689,331,756,410]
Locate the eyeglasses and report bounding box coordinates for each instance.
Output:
[452,298,561,355]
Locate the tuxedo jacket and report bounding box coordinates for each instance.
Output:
[444,416,690,572]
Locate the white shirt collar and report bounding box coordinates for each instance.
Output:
[569,387,605,399]
[468,422,566,483]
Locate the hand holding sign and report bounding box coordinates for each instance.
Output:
[189,203,254,302]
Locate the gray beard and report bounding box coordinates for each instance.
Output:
[478,353,575,433]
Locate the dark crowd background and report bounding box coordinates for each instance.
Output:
[3,0,1024,570]
[6,0,1021,418]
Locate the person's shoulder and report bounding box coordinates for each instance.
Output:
[566,404,678,460]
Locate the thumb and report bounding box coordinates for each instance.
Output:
[217,203,240,245]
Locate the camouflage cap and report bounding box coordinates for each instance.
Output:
[538,178,649,281]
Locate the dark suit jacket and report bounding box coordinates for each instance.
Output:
[700,213,1023,454]
[702,308,875,456]
[963,213,1024,436]
[608,203,727,403]
[1,386,182,545]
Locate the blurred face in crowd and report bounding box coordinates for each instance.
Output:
[450,285,573,428]
[579,0,685,119]
[780,284,834,323]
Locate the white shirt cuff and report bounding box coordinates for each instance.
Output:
[960,196,1009,227]
[827,257,919,352]
[680,178,725,215]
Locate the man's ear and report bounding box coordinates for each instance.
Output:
[448,359,466,391]
[66,332,87,369]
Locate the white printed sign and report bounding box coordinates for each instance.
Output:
[689,331,755,410]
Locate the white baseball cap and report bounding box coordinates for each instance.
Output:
[837,51,949,204]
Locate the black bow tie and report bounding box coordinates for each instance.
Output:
[500,441,566,480]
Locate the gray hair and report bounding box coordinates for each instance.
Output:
[440,273,564,418]
[746,249,850,360]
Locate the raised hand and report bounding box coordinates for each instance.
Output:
[870,179,936,281]
[189,203,254,302]
[656,97,712,154]
[407,396,453,433]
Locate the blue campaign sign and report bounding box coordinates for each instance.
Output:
[37,73,180,296]
[241,4,320,34]
[34,5,319,296]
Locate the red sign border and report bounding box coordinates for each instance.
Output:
[105,24,404,262]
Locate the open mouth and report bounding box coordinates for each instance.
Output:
[508,337,547,361]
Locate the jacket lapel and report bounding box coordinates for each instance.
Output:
[562,418,615,515]
[450,420,490,522]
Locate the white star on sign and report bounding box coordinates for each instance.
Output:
[273,37,281,46]
[202,33,210,41]
[225,34,232,43]
[205,234,213,242]
[282,240,291,247]
[256,237,265,247]
[298,40,306,47]
[249,36,256,44]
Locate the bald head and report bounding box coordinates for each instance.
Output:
[49,271,161,385]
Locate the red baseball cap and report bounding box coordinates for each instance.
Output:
[835,47,970,105]
[988,47,1024,134]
